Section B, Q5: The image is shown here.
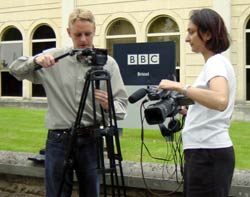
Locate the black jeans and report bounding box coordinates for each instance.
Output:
[45,130,99,197]
[184,147,235,197]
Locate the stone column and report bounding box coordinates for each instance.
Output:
[61,0,76,47]
[213,0,231,59]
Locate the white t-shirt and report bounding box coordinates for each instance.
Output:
[182,54,236,150]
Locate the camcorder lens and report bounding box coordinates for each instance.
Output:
[144,99,175,125]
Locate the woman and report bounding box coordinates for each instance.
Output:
[159,9,236,197]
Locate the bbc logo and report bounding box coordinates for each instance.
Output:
[127,54,160,65]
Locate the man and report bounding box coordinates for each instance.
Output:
[9,8,128,197]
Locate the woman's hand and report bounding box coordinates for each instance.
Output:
[159,79,184,92]
[179,106,188,116]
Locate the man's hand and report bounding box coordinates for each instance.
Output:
[34,54,56,68]
[94,89,109,110]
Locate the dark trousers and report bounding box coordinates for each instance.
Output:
[45,130,99,197]
[184,147,235,197]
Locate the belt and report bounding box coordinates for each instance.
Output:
[49,126,97,137]
[76,126,96,137]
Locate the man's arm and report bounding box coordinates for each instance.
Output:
[106,56,128,120]
[9,56,41,83]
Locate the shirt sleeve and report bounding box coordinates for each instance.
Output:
[9,55,43,84]
[106,56,128,120]
[204,55,228,84]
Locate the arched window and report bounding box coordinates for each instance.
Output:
[32,25,56,97]
[0,27,22,69]
[147,16,180,81]
[106,19,136,56]
[0,26,23,96]
[245,18,250,100]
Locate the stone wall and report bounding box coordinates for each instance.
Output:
[1,99,250,121]
[0,151,250,197]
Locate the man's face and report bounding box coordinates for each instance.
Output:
[67,20,95,49]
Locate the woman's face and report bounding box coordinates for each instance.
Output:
[185,21,208,54]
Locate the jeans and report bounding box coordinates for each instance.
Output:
[45,130,100,197]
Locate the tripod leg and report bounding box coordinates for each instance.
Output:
[106,135,116,196]
[97,136,108,197]
[113,130,127,197]
[88,70,127,197]
[104,77,127,197]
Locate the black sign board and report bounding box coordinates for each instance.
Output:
[113,41,176,85]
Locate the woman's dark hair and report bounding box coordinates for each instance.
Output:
[190,8,230,53]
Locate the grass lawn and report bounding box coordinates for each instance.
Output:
[0,107,47,152]
[0,107,250,169]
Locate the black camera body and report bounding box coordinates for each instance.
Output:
[144,87,194,125]
[74,48,108,67]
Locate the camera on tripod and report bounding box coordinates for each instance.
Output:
[128,86,194,125]
[74,48,108,67]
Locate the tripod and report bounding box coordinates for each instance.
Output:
[52,49,126,197]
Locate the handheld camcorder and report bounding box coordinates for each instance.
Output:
[128,86,194,125]
[74,48,108,67]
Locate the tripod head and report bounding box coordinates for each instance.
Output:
[74,48,108,68]
[34,47,108,70]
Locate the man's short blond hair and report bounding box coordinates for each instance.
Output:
[68,8,95,27]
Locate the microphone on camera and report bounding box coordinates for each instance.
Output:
[128,88,148,104]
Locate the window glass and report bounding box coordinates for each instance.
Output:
[0,27,23,69]
[1,28,22,41]
[107,20,135,35]
[33,26,56,39]
[147,17,180,81]
[246,18,250,100]
[106,19,136,56]
[247,69,250,100]
[0,27,23,97]
[148,17,179,33]
[246,32,250,65]
[0,43,22,69]
[32,25,56,97]
[1,72,22,96]
[32,42,56,57]
[246,19,250,29]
